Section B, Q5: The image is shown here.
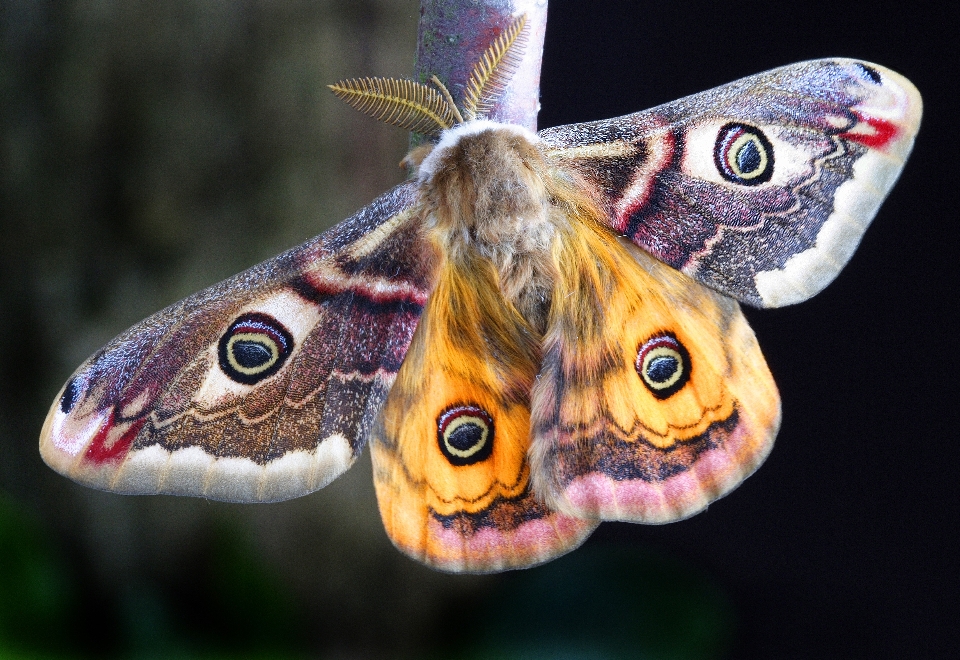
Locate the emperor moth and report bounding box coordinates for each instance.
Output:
[40,14,921,572]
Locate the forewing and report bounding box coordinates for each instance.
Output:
[530,220,781,523]
[41,182,438,502]
[540,59,922,307]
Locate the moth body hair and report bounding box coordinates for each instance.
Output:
[416,121,560,334]
[409,119,632,512]
[400,143,434,172]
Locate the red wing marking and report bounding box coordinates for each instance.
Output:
[840,111,898,149]
[85,412,146,464]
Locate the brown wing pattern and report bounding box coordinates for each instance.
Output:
[541,59,922,307]
[41,182,439,502]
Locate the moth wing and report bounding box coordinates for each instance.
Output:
[371,254,596,573]
[530,220,780,523]
[41,182,438,503]
[540,58,922,307]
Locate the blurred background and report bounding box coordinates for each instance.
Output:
[1,1,956,658]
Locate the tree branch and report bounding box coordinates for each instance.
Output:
[413,0,548,137]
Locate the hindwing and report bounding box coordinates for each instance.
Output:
[371,250,596,573]
[530,218,780,522]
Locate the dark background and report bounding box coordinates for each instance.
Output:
[2,1,956,658]
[542,2,958,658]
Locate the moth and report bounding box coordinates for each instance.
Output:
[40,15,921,573]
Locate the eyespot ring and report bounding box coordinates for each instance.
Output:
[218,313,294,385]
[714,123,774,186]
[635,333,691,399]
[437,404,494,466]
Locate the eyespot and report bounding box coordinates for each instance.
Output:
[714,123,774,186]
[855,62,882,84]
[437,404,494,466]
[635,333,691,399]
[60,377,82,413]
[218,313,294,385]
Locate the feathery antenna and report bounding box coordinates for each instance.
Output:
[329,14,527,133]
[328,78,458,136]
[461,14,528,121]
